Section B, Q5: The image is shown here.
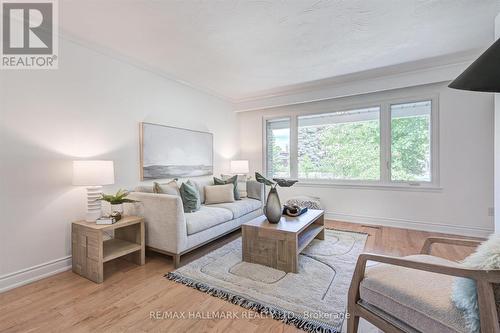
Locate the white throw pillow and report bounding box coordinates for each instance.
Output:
[191,178,214,203]
[204,184,235,204]
[153,180,180,196]
[451,233,500,333]
[221,174,247,198]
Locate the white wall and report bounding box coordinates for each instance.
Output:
[494,13,500,232]
[238,83,494,237]
[0,38,238,291]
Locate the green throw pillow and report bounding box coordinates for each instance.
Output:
[214,175,240,200]
[180,180,200,213]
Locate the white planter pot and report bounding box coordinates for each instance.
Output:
[111,203,123,214]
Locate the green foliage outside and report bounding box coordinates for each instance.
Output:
[298,121,380,180]
[297,116,430,181]
[391,116,430,181]
[268,136,289,178]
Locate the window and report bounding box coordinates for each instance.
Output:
[391,101,431,182]
[264,98,437,188]
[298,107,380,180]
[265,118,290,178]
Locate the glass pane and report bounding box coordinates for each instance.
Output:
[298,107,380,180]
[266,118,290,178]
[391,101,431,182]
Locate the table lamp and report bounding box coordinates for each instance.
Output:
[73,160,115,222]
[230,160,249,175]
[230,160,249,182]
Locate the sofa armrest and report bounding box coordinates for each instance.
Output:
[246,180,265,202]
[125,192,187,254]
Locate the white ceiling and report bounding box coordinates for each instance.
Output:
[60,0,500,101]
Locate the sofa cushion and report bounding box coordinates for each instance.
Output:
[185,206,233,235]
[208,197,261,219]
[359,254,468,333]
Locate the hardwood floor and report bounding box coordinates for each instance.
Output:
[0,221,481,333]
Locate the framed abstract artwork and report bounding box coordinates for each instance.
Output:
[140,122,213,180]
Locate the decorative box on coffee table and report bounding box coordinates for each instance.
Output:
[71,216,145,283]
[242,209,324,273]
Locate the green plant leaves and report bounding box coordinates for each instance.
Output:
[98,189,139,204]
[255,172,275,186]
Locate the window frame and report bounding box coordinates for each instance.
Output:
[262,94,440,190]
[262,115,292,179]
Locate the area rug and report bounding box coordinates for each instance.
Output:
[166,229,367,333]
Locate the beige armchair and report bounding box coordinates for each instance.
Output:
[347,237,500,333]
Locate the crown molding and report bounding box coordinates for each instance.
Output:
[232,49,483,112]
[55,25,486,112]
[57,29,234,104]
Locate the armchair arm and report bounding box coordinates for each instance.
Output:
[125,192,187,253]
[420,236,483,255]
[356,253,500,281]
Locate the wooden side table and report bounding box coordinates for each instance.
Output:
[71,216,145,283]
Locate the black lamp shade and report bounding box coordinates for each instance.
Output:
[448,38,500,92]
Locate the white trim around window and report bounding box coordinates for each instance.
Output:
[263,94,440,191]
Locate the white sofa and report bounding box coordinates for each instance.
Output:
[125,176,264,267]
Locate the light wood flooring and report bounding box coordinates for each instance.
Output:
[0,221,481,333]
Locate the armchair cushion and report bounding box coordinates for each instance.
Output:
[360,254,468,333]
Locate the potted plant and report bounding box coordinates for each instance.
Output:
[255,172,298,223]
[98,189,138,214]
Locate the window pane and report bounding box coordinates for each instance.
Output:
[391,101,431,182]
[298,107,380,180]
[266,118,290,178]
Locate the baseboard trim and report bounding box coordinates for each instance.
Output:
[325,212,493,238]
[0,212,492,293]
[0,256,72,293]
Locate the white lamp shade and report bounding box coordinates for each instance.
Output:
[230,160,249,174]
[72,160,115,186]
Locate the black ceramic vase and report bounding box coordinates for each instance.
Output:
[264,187,282,223]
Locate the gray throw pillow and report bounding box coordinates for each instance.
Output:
[214,175,240,200]
[179,180,200,213]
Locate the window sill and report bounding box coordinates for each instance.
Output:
[294,181,442,192]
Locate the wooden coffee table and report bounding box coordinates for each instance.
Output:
[242,209,324,273]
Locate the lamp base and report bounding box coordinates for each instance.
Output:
[85,186,103,222]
